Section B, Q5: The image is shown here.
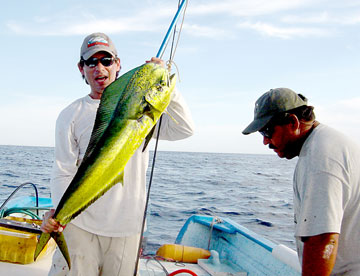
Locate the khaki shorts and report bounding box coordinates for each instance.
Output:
[49,223,140,276]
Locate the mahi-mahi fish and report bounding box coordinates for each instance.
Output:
[34,62,176,268]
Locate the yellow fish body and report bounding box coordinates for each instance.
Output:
[34,63,176,267]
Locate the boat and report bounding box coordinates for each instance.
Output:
[0,183,301,275]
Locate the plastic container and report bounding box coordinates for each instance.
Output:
[156,244,211,263]
[0,216,55,264]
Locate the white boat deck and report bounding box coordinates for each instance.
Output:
[140,258,210,275]
[0,253,211,276]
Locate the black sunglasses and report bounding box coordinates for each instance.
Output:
[259,113,291,139]
[82,57,115,68]
[259,124,275,139]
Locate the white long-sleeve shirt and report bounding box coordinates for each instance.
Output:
[50,88,194,237]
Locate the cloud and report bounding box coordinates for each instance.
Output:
[5,5,175,36]
[237,21,330,39]
[4,0,320,37]
[5,0,360,45]
[186,0,360,40]
[7,17,161,36]
[189,0,313,17]
[282,11,360,25]
[183,23,233,39]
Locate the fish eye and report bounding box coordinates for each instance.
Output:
[156,84,164,91]
[143,104,151,113]
[160,78,167,86]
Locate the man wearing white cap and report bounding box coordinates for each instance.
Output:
[41,32,195,275]
[243,88,360,276]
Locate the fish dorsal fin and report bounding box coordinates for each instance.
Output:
[82,66,142,162]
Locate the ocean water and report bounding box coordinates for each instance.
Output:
[0,145,297,252]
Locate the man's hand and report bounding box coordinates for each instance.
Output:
[40,209,64,233]
[302,233,339,276]
[146,57,165,68]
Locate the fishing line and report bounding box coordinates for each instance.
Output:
[169,0,188,64]
[133,1,188,275]
[133,115,164,275]
[156,0,188,59]
[166,0,188,72]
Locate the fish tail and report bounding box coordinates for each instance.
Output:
[34,232,71,269]
[52,231,71,269]
[34,232,51,261]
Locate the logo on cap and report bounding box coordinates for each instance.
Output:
[87,36,109,48]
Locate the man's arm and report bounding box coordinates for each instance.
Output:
[41,113,79,233]
[302,232,339,276]
[50,113,80,208]
[156,87,195,140]
[146,56,195,140]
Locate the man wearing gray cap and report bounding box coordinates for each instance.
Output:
[243,88,360,275]
[41,32,194,275]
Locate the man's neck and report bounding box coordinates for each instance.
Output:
[89,91,102,100]
[295,120,319,154]
[284,120,319,159]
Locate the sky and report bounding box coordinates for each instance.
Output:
[1,0,360,154]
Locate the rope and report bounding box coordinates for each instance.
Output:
[168,269,198,276]
[166,60,181,82]
[143,257,198,276]
[207,216,222,250]
[145,256,170,275]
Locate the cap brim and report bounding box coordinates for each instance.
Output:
[242,115,273,135]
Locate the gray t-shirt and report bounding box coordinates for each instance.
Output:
[294,124,360,275]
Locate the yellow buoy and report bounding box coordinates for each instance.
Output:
[156,244,211,263]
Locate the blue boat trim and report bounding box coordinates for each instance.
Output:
[6,196,53,209]
[176,215,275,252]
[175,214,301,275]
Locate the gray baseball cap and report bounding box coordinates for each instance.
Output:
[242,88,308,135]
[80,32,117,60]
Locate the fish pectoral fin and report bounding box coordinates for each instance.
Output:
[111,171,124,186]
[142,125,156,152]
[144,91,164,112]
[51,231,71,269]
[145,74,177,112]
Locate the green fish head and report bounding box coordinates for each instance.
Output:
[143,63,177,118]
